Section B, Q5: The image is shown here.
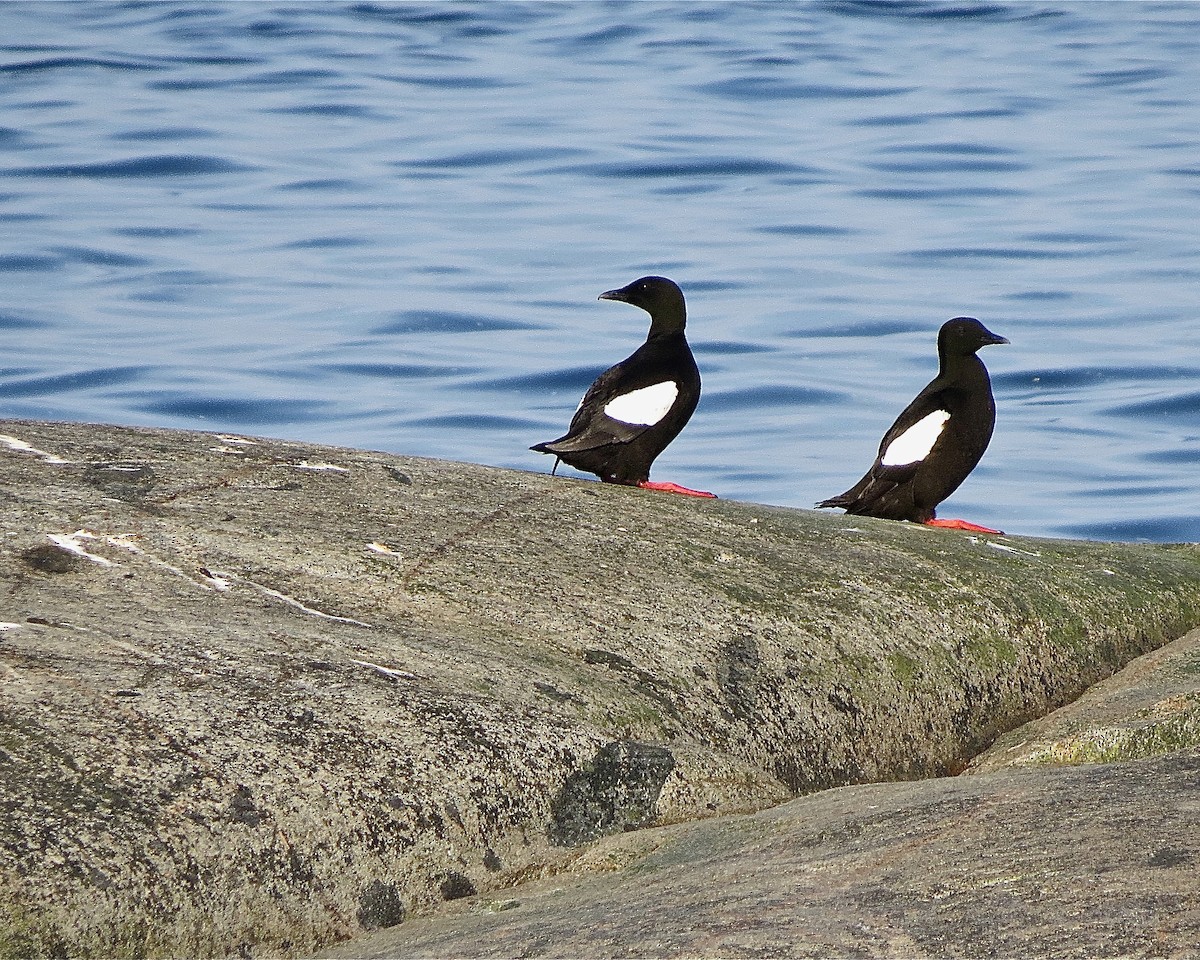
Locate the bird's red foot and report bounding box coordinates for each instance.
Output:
[638,480,717,498]
[925,518,1004,534]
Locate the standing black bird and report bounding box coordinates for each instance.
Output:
[817,317,1008,532]
[531,276,714,498]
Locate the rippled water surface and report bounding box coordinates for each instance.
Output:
[3,1,1200,540]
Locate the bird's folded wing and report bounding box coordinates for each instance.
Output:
[537,415,646,452]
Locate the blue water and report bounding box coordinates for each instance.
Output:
[3,1,1200,542]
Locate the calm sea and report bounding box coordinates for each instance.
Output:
[3,1,1199,541]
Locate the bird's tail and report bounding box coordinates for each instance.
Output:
[529,441,562,475]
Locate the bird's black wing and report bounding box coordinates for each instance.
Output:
[818,379,949,510]
[533,360,651,453]
[532,329,698,457]
[871,380,952,470]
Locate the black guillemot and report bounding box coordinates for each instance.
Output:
[817,316,1008,532]
[531,276,714,498]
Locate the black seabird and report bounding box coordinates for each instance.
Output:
[531,276,714,498]
[817,316,1008,532]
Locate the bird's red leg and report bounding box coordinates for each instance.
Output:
[638,480,717,499]
[925,518,1004,534]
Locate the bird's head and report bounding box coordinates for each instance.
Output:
[938,317,1009,358]
[599,276,687,336]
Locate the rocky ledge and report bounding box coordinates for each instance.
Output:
[1,419,1197,958]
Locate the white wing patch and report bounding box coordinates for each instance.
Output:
[881,409,951,466]
[604,381,679,426]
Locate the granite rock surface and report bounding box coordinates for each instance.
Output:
[2,419,1199,958]
[319,749,1200,960]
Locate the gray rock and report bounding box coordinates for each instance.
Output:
[2,419,1199,957]
[328,630,1200,959]
[320,749,1200,959]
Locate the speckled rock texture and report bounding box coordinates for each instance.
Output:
[321,749,1200,960]
[322,637,1200,959]
[2,419,1200,958]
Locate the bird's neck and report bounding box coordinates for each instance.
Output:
[939,352,986,384]
[647,314,686,340]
